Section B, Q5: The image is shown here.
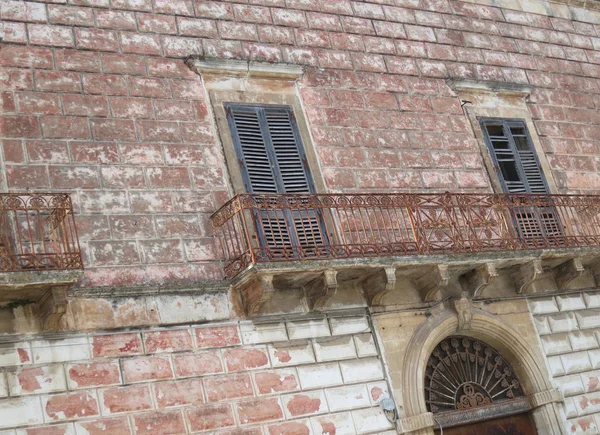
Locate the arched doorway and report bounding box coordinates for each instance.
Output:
[425,336,537,434]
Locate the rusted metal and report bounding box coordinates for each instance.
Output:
[210,193,600,279]
[0,193,83,272]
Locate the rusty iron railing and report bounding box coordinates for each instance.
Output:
[0,193,82,272]
[211,193,600,279]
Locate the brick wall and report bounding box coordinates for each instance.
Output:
[0,314,394,434]
[3,1,600,285]
[529,291,600,434]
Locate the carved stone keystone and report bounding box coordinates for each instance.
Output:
[454,291,473,332]
[529,389,564,408]
[460,262,498,297]
[240,273,275,316]
[512,260,544,294]
[416,264,449,302]
[306,269,338,311]
[554,257,585,290]
[362,266,396,306]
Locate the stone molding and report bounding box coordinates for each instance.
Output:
[397,412,435,433]
[529,389,564,408]
[186,57,304,79]
[446,79,531,96]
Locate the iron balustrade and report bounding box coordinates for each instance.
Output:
[211,193,600,279]
[0,193,82,272]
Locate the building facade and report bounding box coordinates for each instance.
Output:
[2,0,600,433]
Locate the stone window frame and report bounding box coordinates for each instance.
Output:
[188,58,326,196]
[447,79,559,195]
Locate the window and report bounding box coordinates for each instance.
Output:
[225,103,326,257]
[480,118,561,242]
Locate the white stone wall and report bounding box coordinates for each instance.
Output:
[529,291,600,434]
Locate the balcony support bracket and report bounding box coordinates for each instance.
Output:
[554,257,585,290]
[416,264,449,302]
[240,273,275,317]
[306,269,338,311]
[39,285,69,331]
[363,266,397,306]
[461,262,498,298]
[512,260,544,294]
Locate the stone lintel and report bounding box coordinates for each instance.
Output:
[529,389,564,408]
[446,78,531,96]
[362,266,396,306]
[306,269,338,311]
[512,260,544,294]
[398,412,434,433]
[554,257,585,290]
[187,57,304,79]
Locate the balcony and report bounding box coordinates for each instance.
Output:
[0,193,83,331]
[212,193,600,315]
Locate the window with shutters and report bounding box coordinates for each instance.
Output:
[480,118,562,242]
[225,103,326,257]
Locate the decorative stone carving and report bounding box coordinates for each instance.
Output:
[362,266,396,306]
[397,412,435,434]
[529,389,564,408]
[554,258,585,290]
[306,269,338,311]
[38,286,69,331]
[454,292,473,331]
[512,260,544,294]
[240,273,275,316]
[460,262,498,297]
[416,264,449,302]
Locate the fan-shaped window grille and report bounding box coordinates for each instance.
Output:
[425,336,525,415]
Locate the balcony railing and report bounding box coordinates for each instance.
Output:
[0,193,82,272]
[211,193,600,279]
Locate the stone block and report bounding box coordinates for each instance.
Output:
[330,316,370,336]
[173,351,223,378]
[0,373,6,398]
[569,331,599,351]
[581,370,600,393]
[340,357,384,384]
[41,391,100,422]
[204,373,254,402]
[584,292,600,309]
[223,346,270,372]
[254,369,299,395]
[576,310,600,330]
[240,322,288,345]
[92,333,142,358]
[564,397,577,418]
[297,363,343,390]
[0,343,31,367]
[269,341,315,367]
[561,351,592,374]
[195,325,240,349]
[541,333,572,356]
[122,355,174,383]
[325,384,370,412]
[310,412,355,435]
[144,329,194,354]
[351,407,394,433]
[0,397,43,429]
[132,410,186,435]
[31,337,91,364]
[7,364,67,396]
[554,374,585,397]
[528,297,559,315]
[547,355,565,377]
[368,381,390,405]
[99,385,153,415]
[154,378,205,408]
[533,316,551,335]
[574,391,600,416]
[185,403,235,432]
[314,336,357,362]
[236,397,283,425]
[590,349,600,369]
[557,294,587,312]
[567,416,598,434]
[548,312,579,333]
[287,318,331,340]
[282,390,328,418]
[354,333,378,357]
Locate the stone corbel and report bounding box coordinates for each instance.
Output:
[529,389,564,408]
[460,262,498,298]
[554,257,585,290]
[362,266,396,306]
[240,273,275,316]
[397,412,434,433]
[306,269,338,311]
[416,264,449,302]
[512,260,544,294]
[38,286,69,331]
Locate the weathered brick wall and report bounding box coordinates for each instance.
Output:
[529,291,600,434]
[0,314,394,434]
[3,1,600,285]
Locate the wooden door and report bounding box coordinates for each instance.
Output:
[435,412,537,435]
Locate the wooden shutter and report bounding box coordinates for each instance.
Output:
[480,119,561,242]
[225,103,324,255]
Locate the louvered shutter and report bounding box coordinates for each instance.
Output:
[225,103,325,255]
[481,119,561,242]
